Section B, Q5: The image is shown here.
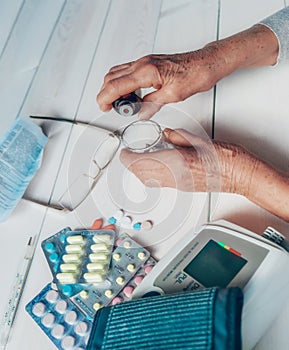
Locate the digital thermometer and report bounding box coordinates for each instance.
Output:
[133,220,289,350]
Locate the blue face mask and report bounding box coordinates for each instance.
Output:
[0,117,47,222]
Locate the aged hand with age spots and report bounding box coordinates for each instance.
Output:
[97,24,278,119]
[120,128,289,222]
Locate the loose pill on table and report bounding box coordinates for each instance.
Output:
[74,321,89,336]
[32,302,46,317]
[46,290,59,303]
[65,244,83,254]
[55,300,68,314]
[41,313,55,328]
[51,324,65,339]
[62,253,81,263]
[61,335,76,349]
[56,272,77,284]
[65,310,78,325]
[67,235,84,245]
[84,272,104,283]
[141,220,153,230]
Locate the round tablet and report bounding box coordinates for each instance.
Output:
[74,321,89,336]
[127,264,136,272]
[144,265,153,274]
[51,324,65,339]
[123,286,134,298]
[61,335,75,349]
[46,290,59,303]
[111,297,123,305]
[49,252,60,264]
[93,302,102,311]
[32,302,46,317]
[62,285,73,297]
[133,275,144,285]
[45,242,56,252]
[79,290,89,299]
[141,220,153,230]
[123,241,131,249]
[41,313,55,328]
[55,300,68,314]
[65,310,78,325]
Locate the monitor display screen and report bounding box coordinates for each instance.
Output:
[184,240,247,288]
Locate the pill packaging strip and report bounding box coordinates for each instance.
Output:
[42,229,115,288]
[71,235,154,319]
[25,283,92,350]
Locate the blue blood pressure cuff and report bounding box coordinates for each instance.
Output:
[86,287,243,350]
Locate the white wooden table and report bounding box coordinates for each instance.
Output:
[1,1,289,349]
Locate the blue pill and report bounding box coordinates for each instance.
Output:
[49,252,59,263]
[62,285,73,297]
[45,242,56,252]
[108,217,117,224]
[133,223,141,231]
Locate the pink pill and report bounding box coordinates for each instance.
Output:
[144,265,153,274]
[133,276,144,285]
[111,296,123,305]
[123,286,134,298]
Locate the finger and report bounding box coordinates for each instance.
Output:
[164,128,209,148]
[138,102,162,120]
[108,62,133,73]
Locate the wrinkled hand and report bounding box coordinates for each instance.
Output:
[120,128,260,196]
[97,48,227,120]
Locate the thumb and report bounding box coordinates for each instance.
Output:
[163,128,208,148]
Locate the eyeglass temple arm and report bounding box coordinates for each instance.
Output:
[29,115,119,136]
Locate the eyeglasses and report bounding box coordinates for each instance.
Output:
[27,116,168,212]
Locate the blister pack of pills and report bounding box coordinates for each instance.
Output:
[71,235,155,319]
[25,283,92,350]
[42,229,115,295]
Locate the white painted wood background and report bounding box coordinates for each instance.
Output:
[0,1,289,349]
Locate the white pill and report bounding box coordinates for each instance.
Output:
[127,264,136,272]
[87,262,106,272]
[55,300,68,314]
[89,253,109,263]
[74,321,89,336]
[137,251,146,260]
[123,241,132,249]
[65,244,83,254]
[63,254,81,263]
[60,263,79,273]
[56,272,77,284]
[93,302,102,311]
[32,302,46,317]
[51,324,65,339]
[104,289,113,298]
[116,276,125,285]
[113,253,121,261]
[67,235,84,245]
[84,272,104,283]
[45,290,59,303]
[79,290,89,299]
[41,313,55,327]
[141,220,153,230]
[61,335,75,349]
[93,234,113,244]
[65,310,78,325]
[91,243,110,253]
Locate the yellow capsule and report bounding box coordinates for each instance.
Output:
[60,263,78,273]
[65,244,83,254]
[56,272,76,284]
[86,263,106,272]
[91,243,110,253]
[84,272,104,283]
[89,253,109,263]
[62,254,81,263]
[67,235,85,245]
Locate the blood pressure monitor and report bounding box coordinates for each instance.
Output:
[133,220,289,350]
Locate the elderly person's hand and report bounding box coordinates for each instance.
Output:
[120,128,289,222]
[97,24,278,119]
